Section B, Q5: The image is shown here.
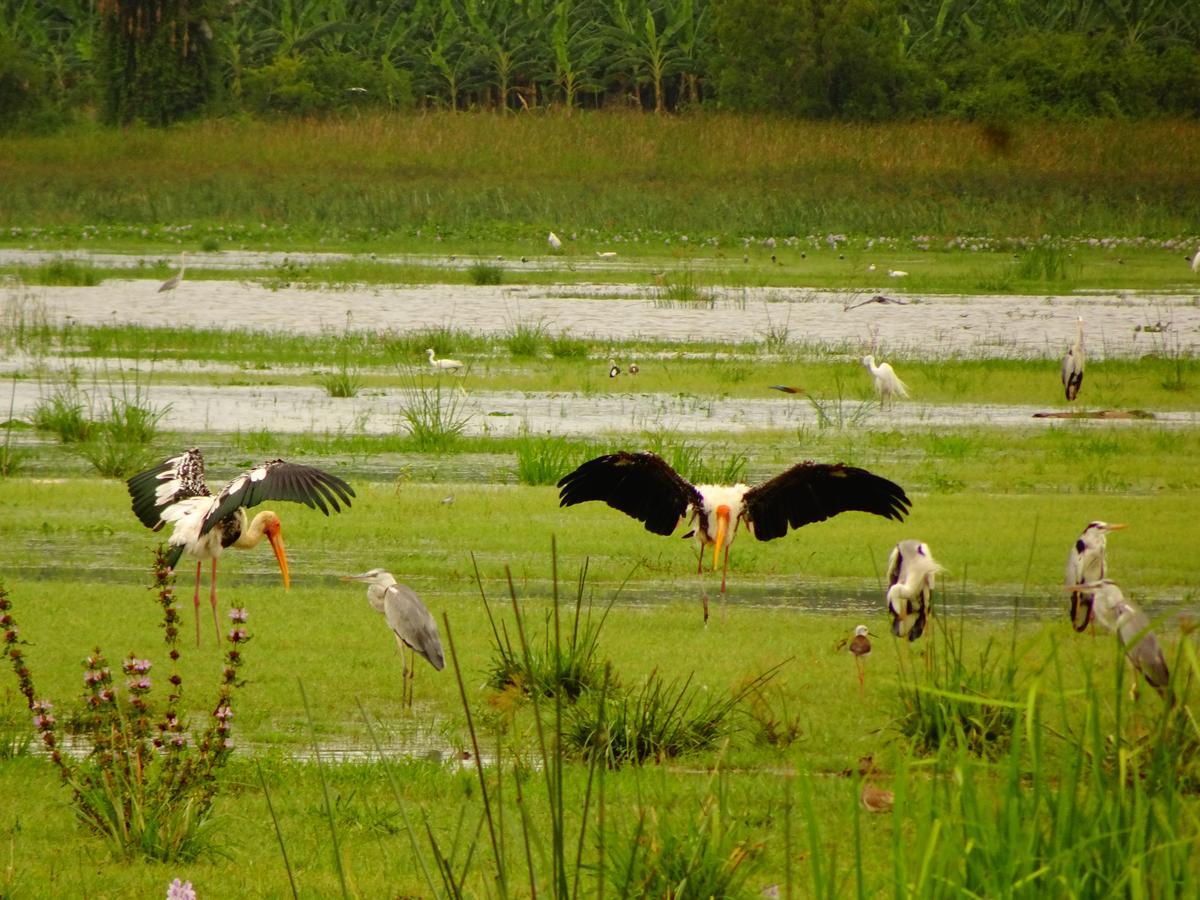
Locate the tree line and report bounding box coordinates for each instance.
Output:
[3,0,1198,129]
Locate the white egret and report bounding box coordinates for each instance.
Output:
[1062,316,1084,401]
[426,348,463,372]
[1065,520,1126,631]
[127,449,354,645]
[558,451,910,622]
[548,231,562,251]
[342,568,445,708]
[886,539,942,641]
[862,355,909,405]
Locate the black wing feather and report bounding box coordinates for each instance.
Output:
[743,462,911,542]
[557,451,700,536]
[200,459,355,536]
[126,448,211,530]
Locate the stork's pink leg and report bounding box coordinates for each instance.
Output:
[193,561,203,646]
[210,559,221,644]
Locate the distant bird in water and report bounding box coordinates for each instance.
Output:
[426,348,463,372]
[887,540,941,641]
[1062,316,1084,401]
[769,385,806,395]
[1075,579,1170,698]
[548,231,563,251]
[596,251,617,258]
[342,568,444,708]
[608,358,620,378]
[158,252,187,293]
[1065,520,1126,632]
[628,360,639,375]
[862,355,909,405]
[849,624,872,691]
[887,269,908,278]
[557,451,910,622]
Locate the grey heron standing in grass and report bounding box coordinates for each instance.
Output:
[342,568,444,708]
[558,451,911,622]
[426,348,463,372]
[861,355,909,406]
[1062,316,1084,401]
[158,252,187,293]
[127,449,355,645]
[1073,579,1170,698]
[886,540,942,641]
[1065,520,1126,632]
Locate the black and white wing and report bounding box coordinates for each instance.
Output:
[743,462,911,542]
[200,459,355,536]
[557,451,701,536]
[1065,537,1093,632]
[127,448,211,531]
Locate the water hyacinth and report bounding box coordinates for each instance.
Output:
[166,878,197,900]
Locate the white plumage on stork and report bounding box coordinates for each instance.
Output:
[127,449,355,644]
[886,539,942,641]
[557,451,911,621]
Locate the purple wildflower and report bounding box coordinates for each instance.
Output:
[227,628,248,643]
[214,706,233,721]
[228,608,248,623]
[166,878,197,900]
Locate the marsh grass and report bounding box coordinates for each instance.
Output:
[32,378,95,442]
[15,257,103,287]
[644,434,747,485]
[1013,241,1076,281]
[396,374,472,451]
[503,317,549,358]
[803,373,873,430]
[513,433,591,486]
[547,331,589,359]
[467,260,504,285]
[320,342,364,398]
[653,269,715,307]
[77,374,169,477]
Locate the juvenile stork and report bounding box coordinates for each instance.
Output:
[1062,316,1084,401]
[557,452,911,622]
[886,539,942,641]
[341,568,444,708]
[127,449,355,644]
[1065,521,1126,632]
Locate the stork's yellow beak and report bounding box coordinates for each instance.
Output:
[267,524,290,590]
[713,506,730,571]
[1107,523,1128,531]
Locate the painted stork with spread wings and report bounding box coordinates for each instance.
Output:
[557,452,911,621]
[127,449,355,644]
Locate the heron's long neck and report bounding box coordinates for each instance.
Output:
[233,510,272,549]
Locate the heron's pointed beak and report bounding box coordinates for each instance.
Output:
[267,525,290,590]
[713,506,730,571]
[340,573,369,583]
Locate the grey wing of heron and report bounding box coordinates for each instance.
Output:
[382,584,445,671]
[1116,604,1170,691]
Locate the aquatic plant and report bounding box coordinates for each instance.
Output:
[396,374,472,451]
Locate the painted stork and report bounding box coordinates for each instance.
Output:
[1074,579,1170,697]
[127,449,355,644]
[862,355,909,405]
[849,624,872,691]
[1065,520,1126,632]
[557,452,911,622]
[341,568,444,708]
[158,252,187,293]
[886,539,942,641]
[1062,316,1084,401]
[426,348,463,372]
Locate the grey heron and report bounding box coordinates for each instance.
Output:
[425,348,463,372]
[1061,316,1084,401]
[1077,579,1170,697]
[558,451,910,622]
[849,624,872,691]
[1065,521,1126,632]
[862,355,909,405]
[158,252,187,293]
[886,540,942,641]
[127,449,354,644]
[341,568,445,707]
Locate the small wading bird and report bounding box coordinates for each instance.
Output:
[886,540,942,641]
[158,252,187,293]
[1065,520,1126,632]
[628,360,639,375]
[849,624,872,691]
[1062,316,1085,401]
[1070,579,1170,698]
[548,231,562,251]
[557,452,911,622]
[608,358,620,378]
[127,449,355,645]
[342,568,444,708]
[860,780,894,813]
[426,348,463,372]
[862,355,909,406]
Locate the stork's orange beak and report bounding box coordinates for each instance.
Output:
[267,524,290,590]
[713,505,730,571]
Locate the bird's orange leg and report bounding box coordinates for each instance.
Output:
[192,561,203,646]
[210,559,221,644]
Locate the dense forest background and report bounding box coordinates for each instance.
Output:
[3,0,1199,131]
